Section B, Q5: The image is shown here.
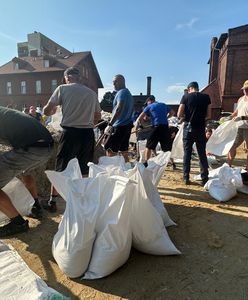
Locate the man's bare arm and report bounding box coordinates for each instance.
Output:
[43,101,57,116]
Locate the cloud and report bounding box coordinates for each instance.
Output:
[167,84,186,93]
[0,31,18,42]
[176,18,199,30]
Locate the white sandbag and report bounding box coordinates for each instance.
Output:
[1,177,34,223]
[206,120,238,156]
[49,106,63,132]
[83,175,132,279]
[129,167,181,255]
[136,164,176,227]
[204,178,237,202]
[147,151,171,186]
[88,162,176,227]
[46,160,99,278]
[0,241,64,300]
[171,124,184,159]
[138,140,147,163]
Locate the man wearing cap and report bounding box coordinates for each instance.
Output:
[104,74,134,162]
[134,95,173,165]
[177,81,211,185]
[42,67,101,212]
[227,80,248,168]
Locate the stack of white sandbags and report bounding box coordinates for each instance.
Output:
[47,155,180,280]
[204,163,243,202]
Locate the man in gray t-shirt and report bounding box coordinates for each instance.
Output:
[42,67,101,212]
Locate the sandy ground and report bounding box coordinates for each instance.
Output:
[2,147,248,300]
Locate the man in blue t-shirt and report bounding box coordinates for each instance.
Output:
[104,74,134,161]
[135,95,172,164]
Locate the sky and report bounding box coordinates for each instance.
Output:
[0,0,247,104]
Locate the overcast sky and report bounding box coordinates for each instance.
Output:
[0,0,247,103]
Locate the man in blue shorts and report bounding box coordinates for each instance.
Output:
[104,74,134,162]
[0,106,54,237]
[134,95,173,166]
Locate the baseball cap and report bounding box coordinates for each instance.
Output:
[187,81,199,90]
[145,95,155,103]
[64,67,81,77]
[241,80,248,90]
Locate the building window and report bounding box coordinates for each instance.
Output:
[85,68,89,79]
[36,80,41,94]
[21,81,26,94]
[14,63,19,70]
[51,79,57,92]
[44,60,49,68]
[6,82,12,95]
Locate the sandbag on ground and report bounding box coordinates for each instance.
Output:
[83,175,132,279]
[128,166,181,255]
[46,160,100,278]
[88,160,176,227]
[0,241,66,300]
[1,177,34,224]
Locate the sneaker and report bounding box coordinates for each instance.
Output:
[29,204,43,219]
[0,220,29,238]
[41,199,57,213]
[184,178,191,185]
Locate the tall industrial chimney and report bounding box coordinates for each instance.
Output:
[147,76,151,96]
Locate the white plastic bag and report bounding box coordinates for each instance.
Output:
[204,178,237,202]
[206,120,238,156]
[49,106,63,132]
[171,124,184,159]
[0,242,64,300]
[83,175,132,279]
[128,167,181,255]
[46,159,99,278]
[1,177,34,223]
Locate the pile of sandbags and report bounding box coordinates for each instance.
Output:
[204,163,243,202]
[46,155,180,280]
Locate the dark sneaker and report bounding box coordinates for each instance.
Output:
[184,178,191,185]
[0,220,29,238]
[41,199,57,213]
[29,205,43,219]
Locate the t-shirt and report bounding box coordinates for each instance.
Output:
[112,88,134,127]
[180,92,211,127]
[0,106,53,149]
[236,96,248,129]
[143,102,171,126]
[49,83,101,128]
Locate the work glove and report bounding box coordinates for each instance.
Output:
[104,124,114,136]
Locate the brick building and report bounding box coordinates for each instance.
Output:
[0,32,103,109]
[202,24,248,119]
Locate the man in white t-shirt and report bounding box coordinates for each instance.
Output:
[227,80,248,167]
[42,67,101,211]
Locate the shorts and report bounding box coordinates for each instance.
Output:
[0,146,53,189]
[146,124,170,151]
[56,127,94,175]
[104,123,133,153]
[232,128,248,148]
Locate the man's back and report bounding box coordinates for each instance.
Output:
[181,92,211,127]
[0,106,52,149]
[144,102,170,126]
[50,83,100,128]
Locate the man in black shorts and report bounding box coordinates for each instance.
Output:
[42,67,101,211]
[134,95,173,166]
[0,106,54,237]
[104,74,134,162]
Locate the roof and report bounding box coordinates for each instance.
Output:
[0,52,90,74]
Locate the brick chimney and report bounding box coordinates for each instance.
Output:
[147,76,151,96]
[209,37,219,83]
